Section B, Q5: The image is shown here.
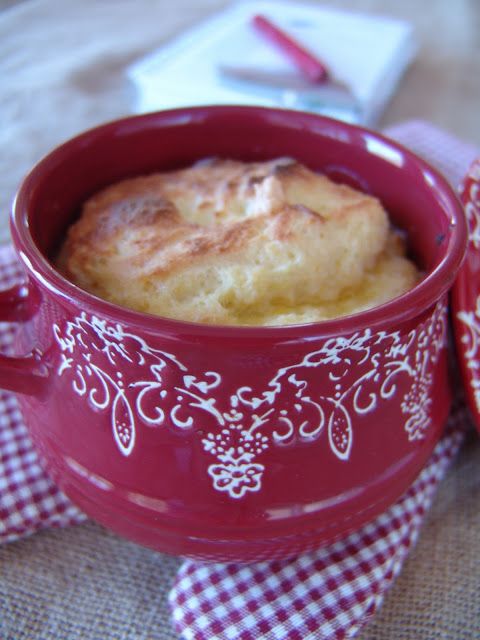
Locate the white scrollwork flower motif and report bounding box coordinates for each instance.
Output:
[458,296,480,360]
[54,302,447,498]
[54,312,186,455]
[463,167,480,248]
[457,296,480,413]
[208,462,264,499]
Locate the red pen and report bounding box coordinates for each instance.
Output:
[251,14,329,83]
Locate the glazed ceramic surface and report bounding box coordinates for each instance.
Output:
[452,159,480,433]
[4,107,466,560]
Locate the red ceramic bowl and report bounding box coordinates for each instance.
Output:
[5,106,466,561]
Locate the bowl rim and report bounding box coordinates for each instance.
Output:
[11,105,468,341]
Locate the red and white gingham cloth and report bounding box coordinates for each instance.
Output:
[0,122,478,639]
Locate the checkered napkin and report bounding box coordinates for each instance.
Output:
[0,122,478,639]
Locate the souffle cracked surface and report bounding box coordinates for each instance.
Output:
[58,158,419,326]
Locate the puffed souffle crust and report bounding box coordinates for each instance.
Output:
[57,158,419,326]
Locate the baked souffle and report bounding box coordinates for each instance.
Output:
[57,158,419,326]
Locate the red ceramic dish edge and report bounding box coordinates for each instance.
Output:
[451,158,480,433]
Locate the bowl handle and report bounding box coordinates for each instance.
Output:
[0,283,48,395]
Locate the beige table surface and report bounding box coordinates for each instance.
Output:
[0,1,479,638]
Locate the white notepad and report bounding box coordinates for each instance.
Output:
[128,0,417,125]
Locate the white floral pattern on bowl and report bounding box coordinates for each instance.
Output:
[54,301,447,499]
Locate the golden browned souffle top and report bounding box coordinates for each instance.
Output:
[58,158,419,325]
